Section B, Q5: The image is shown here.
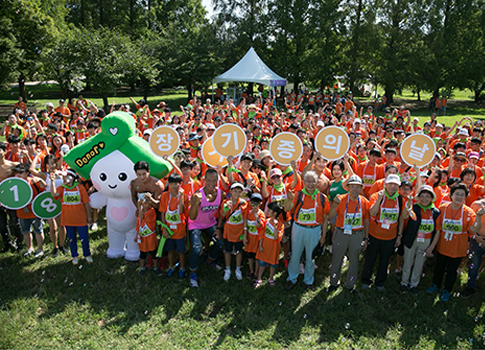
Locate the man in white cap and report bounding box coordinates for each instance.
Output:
[361,174,410,291]
[327,175,370,293]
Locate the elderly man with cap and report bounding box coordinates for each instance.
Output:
[327,175,370,293]
[361,174,410,291]
[400,185,441,294]
[284,170,332,290]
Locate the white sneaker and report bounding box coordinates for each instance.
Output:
[90,223,98,231]
[34,249,44,258]
[235,269,243,280]
[299,263,305,274]
[223,269,231,281]
[85,256,93,263]
[24,249,34,257]
[72,257,80,265]
[190,273,199,287]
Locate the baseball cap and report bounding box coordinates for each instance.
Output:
[230,182,244,190]
[347,175,363,186]
[316,121,324,127]
[250,193,263,202]
[269,168,283,178]
[385,174,401,186]
[187,132,201,141]
[417,185,436,202]
[259,150,271,160]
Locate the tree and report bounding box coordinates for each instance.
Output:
[78,28,131,111]
[0,0,57,100]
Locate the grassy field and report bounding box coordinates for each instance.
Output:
[1,214,485,349]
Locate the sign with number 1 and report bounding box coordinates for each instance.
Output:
[0,178,33,210]
[31,192,62,219]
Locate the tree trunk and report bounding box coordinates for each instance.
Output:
[474,83,485,103]
[186,82,193,100]
[102,95,109,113]
[143,88,148,102]
[248,82,254,96]
[60,83,68,100]
[18,73,27,102]
[417,87,421,101]
[385,89,393,105]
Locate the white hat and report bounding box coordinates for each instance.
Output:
[46,102,54,108]
[458,128,469,136]
[354,119,362,124]
[385,174,401,186]
[316,121,324,127]
[143,129,153,136]
[347,175,363,186]
[417,185,436,202]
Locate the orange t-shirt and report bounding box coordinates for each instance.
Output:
[181,178,201,198]
[54,184,89,226]
[17,179,44,219]
[356,161,385,198]
[159,191,190,239]
[467,184,485,207]
[221,198,249,242]
[369,192,405,240]
[245,209,265,253]
[436,203,476,258]
[335,194,370,230]
[136,207,158,252]
[255,218,284,265]
[290,191,330,226]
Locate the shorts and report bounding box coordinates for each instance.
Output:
[224,238,243,254]
[140,249,157,260]
[258,260,278,268]
[165,237,186,254]
[245,251,256,259]
[19,218,43,235]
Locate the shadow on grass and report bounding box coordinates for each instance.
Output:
[1,238,484,348]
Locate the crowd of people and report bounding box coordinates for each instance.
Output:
[1,88,484,302]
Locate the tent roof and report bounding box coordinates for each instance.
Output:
[213,47,286,86]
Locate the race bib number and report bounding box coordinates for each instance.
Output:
[229,209,243,225]
[63,190,80,205]
[298,208,316,224]
[247,220,258,235]
[363,177,375,185]
[443,219,462,241]
[166,212,181,224]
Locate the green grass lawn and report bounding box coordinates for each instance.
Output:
[1,216,484,349]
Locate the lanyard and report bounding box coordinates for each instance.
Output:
[446,204,463,222]
[168,192,180,211]
[344,196,360,223]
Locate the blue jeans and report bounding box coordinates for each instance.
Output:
[468,239,485,290]
[287,223,321,285]
[188,225,223,272]
[66,226,90,258]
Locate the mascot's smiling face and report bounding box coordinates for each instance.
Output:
[91,150,136,199]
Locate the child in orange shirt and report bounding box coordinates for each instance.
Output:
[254,202,284,287]
[218,182,248,281]
[243,193,265,280]
[50,169,92,265]
[159,173,190,278]
[135,197,161,276]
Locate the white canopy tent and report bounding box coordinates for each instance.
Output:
[213,47,287,87]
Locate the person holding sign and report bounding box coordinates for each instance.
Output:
[50,169,93,265]
[356,148,385,199]
[361,174,410,291]
[15,164,46,258]
[29,154,67,257]
[284,171,331,290]
[425,183,478,301]
[327,175,370,293]
[400,185,441,294]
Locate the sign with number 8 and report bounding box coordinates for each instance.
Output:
[0,178,33,210]
[32,192,62,219]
